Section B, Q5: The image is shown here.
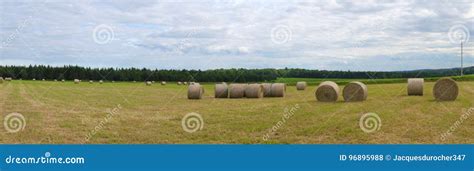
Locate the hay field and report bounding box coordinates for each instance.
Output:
[0,79,473,144]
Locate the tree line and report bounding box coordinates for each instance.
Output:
[0,65,472,82]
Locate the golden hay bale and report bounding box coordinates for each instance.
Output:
[315,81,340,102]
[161,81,166,85]
[270,83,286,97]
[74,79,80,84]
[407,78,424,96]
[261,83,272,97]
[343,81,367,102]
[229,84,246,98]
[245,84,264,98]
[146,81,152,86]
[433,77,458,101]
[188,84,204,99]
[296,81,307,90]
[214,83,228,98]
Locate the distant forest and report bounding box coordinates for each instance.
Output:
[0,65,472,82]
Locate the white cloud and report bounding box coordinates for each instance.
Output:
[0,0,473,71]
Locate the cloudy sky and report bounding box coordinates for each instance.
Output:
[1,0,473,71]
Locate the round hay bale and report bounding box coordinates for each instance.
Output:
[433,77,458,101]
[32,78,36,81]
[296,81,307,90]
[407,78,424,96]
[161,81,166,85]
[315,81,340,102]
[188,84,204,99]
[270,83,286,97]
[262,83,272,97]
[177,81,182,85]
[99,80,103,84]
[184,82,188,85]
[229,84,246,98]
[54,79,57,82]
[5,77,12,81]
[89,80,93,84]
[214,83,228,98]
[112,81,115,83]
[245,84,263,98]
[74,79,80,84]
[343,81,367,102]
[146,81,152,86]
[42,79,45,81]
[61,79,65,82]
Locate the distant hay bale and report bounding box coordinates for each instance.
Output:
[99,80,103,84]
[262,83,272,97]
[315,81,340,102]
[32,78,36,81]
[433,77,458,101]
[42,79,45,81]
[184,82,188,85]
[54,79,57,82]
[161,81,166,85]
[343,81,368,102]
[245,84,264,98]
[5,77,12,81]
[89,80,93,84]
[407,78,424,96]
[61,79,65,82]
[188,84,204,99]
[133,81,137,83]
[112,81,115,83]
[296,81,307,90]
[270,83,286,97]
[177,81,182,85]
[74,79,80,84]
[229,84,246,98]
[146,81,152,86]
[215,83,229,98]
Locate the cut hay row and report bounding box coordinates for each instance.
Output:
[296,81,307,90]
[188,84,204,99]
[343,81,367,102]
[407,78,424,96]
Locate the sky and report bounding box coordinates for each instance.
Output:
[0,0,473,71]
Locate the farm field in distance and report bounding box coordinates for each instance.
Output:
[0,77,473,144]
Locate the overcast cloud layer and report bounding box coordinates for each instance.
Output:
[1,0,473,71]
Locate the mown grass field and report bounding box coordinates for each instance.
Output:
[0,78,473,144]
